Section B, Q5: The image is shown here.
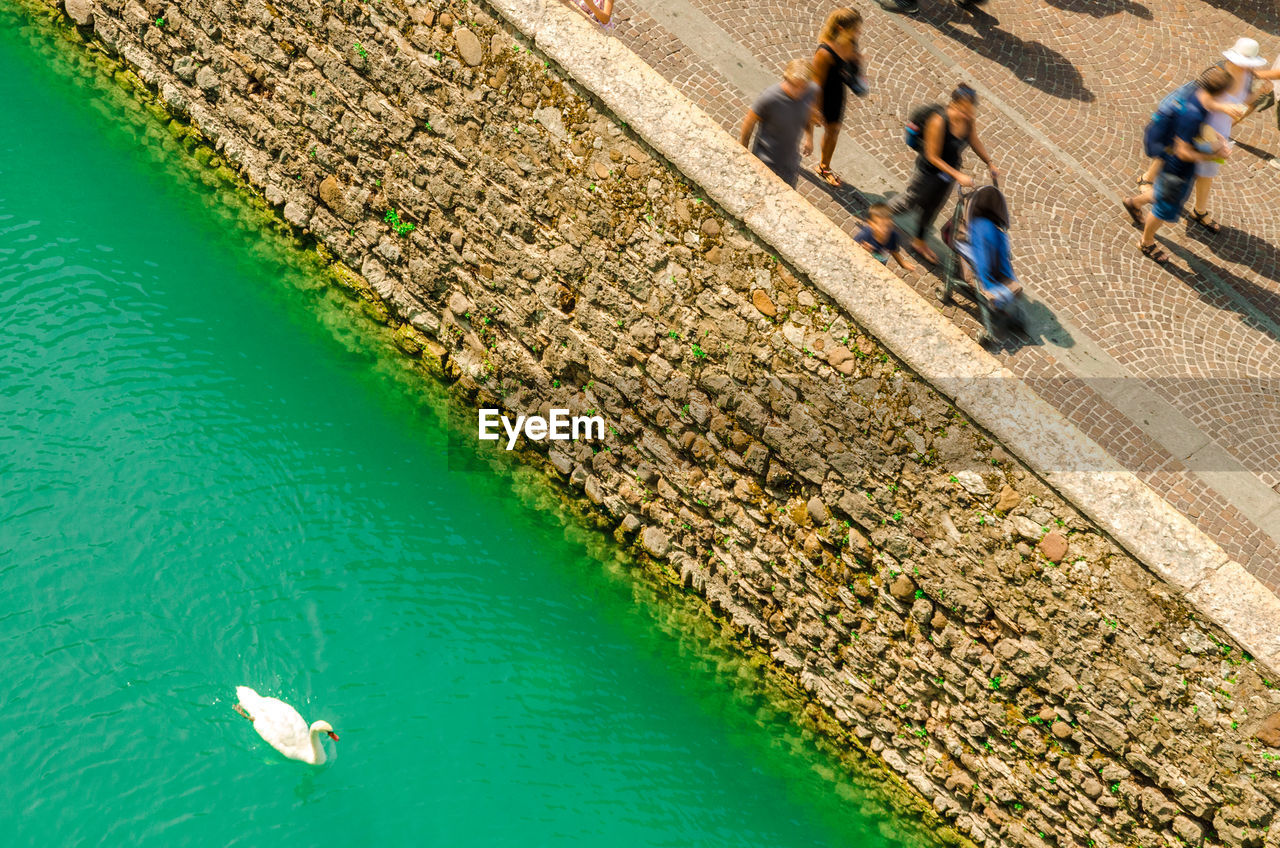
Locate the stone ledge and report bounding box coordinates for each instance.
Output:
[486,0,1280,671]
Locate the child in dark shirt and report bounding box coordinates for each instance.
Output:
[854,204,916,271]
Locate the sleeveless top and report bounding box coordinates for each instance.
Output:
[920,112,969,175]
[817,43,854,91]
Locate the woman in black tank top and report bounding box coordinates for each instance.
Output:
[888,85,998,265]
[806,8,864,187]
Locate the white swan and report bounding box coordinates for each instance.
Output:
[234,686,339,765]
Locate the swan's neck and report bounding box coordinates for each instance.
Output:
[307,725,328,765]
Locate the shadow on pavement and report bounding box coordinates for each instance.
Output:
[1186,219,1280,292]
[1196,0,1280,38]
[1230,138,1277,162]
[1042,0,1153,20]
[1160,238,1280,343]
[1013,297,1077,350]
[916,247,1076,355]
[927,7,1095,102]
[798,169,875,217]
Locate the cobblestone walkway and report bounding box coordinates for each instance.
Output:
[614,0,1280,587]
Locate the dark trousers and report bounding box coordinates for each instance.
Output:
[889,169,955,240]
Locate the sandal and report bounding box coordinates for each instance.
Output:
[1136,177,1154,189]
[816,164,843,187]
[1121,198,1144,228]
[1188,209,1221,234]
[1140,242,1168,264]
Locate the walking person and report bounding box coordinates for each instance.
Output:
[805,8,865,187]
[1134,39,1271,211]
[1122,67,1234,264]
[1187,38,1268,234]
[567,0,615,28]
[890,84,998,265]
[739,59,820,188]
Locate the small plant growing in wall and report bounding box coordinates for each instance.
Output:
[354,42,368,59]
[154,17,165,27]
[384,209,415,237]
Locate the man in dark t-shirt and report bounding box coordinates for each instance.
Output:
[1122,67,1234,264]
[739,59,819,188]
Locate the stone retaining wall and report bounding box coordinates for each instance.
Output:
[33,0,1280,845]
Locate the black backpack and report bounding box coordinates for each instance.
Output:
[905,104,944,152]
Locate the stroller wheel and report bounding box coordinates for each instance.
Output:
[976,330,993,348]
[935,285,954,305]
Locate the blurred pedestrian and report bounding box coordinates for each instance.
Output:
[805,8,865,187]
[1187,38,1268,234]
[855,203,917,271]
[569,0,614,29]
[1122,67,1234,264]
[890,84,998,264]
[739,59,820,188]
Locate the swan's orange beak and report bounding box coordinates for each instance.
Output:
[327,731,340,741]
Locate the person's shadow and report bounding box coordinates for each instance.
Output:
[1230,138,1277,163]
[1159,237,1280,343]
[928,6,1095,102]
[1194,1,1280,38]
[919,214,1077,354]
[797,170,876,219]
[927,263,1076,354]
[1041,0,1152,20]
[1185,220,1280,296]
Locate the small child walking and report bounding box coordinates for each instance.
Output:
[854,204,916,271]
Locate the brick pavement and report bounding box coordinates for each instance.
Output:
[613,0,1280,587]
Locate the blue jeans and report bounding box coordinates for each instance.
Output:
[1151,171,1194,224]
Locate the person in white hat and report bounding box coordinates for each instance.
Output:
[1185,38,1269,233]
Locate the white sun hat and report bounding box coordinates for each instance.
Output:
[1223,37,1268,69]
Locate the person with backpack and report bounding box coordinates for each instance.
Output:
[804,8,866,187]
[1122,66,1235,264]
[1134,38,1272,221]
[889,84,997,265]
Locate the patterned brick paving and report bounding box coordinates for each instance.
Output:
[612,0,1280,586]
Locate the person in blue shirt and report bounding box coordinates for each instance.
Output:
[854,204,916,271]
[1122,67,1234,264]
[967,215,1018,309]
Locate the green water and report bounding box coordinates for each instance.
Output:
[0,10,938,848]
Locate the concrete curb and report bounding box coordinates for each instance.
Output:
[486,0,1280,669]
